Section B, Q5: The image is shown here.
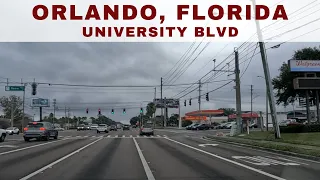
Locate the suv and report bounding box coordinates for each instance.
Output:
[23,121,58,141]
[110,125,117,131]
[123,124,130,130]
[139,124,154,136]
[97,124,109,133]
[0,128,6,142]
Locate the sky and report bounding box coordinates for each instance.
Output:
[0,42,319,124]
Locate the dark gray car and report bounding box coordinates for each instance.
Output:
[23,122,58,142]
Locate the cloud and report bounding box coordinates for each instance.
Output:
[0,42,318,123]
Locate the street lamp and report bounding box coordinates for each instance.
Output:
[257,75,269,131]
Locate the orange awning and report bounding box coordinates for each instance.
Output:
[183,116,207,121]
[185,110,224,117]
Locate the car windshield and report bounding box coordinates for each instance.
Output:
[6,127,14,130]
[99,124,106,127]
[91,124,98,126]
[143,124,153,128]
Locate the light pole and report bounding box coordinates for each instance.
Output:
[257,76,268,131]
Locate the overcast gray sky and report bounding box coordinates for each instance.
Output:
[0,42,319,123]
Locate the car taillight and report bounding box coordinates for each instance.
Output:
[39,127,46,131]
[24,127,28,131]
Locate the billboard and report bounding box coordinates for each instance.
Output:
[289,60,320,72]
[31,98,50,107]
[154,98,179,108]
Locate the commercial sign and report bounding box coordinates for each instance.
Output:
[183,116,207,120]
[154,98,179,108]
[31,98,50,107]
[289,60,320,72]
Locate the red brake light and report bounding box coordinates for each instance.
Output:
[32,122,37,124]
[39,127,46,131]
[24,127,28,131]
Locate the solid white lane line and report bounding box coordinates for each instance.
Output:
[164,137,286,180]
[20,138,103,180]
[0,139,66,156]
[133,138,155,180]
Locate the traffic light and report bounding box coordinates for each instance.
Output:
[31,82,37,95]
[189,99,191,106]
[98,108,101,115]
[206,93,209,101]
[140,108,143,113]
[86,108,89,114]
[123,108,126,114]
[111,109,114,114]
[184,100,186,106]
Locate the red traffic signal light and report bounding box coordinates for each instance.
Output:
[98,108,101,115]
[86,108,89,114]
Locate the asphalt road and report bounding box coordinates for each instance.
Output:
[1,128,319,180]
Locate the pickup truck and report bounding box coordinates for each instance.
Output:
[96,124,109,133]
[0,128,6,142]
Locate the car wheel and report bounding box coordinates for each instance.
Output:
[97,131,100,134]
[54,133,58,139]
[0,133,6,142]
[44,135,50,141]
[24,137,30,142]
[17,131,20,135]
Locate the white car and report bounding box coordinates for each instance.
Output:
[6,127,20,135]
[96,124,109,133]
[0,128,6,142]
[90,124,98,129]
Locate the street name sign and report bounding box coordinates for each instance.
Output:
[5,86,25,91]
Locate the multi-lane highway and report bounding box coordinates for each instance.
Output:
[1,128,320,180]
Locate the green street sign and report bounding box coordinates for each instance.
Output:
[5,86,25,91]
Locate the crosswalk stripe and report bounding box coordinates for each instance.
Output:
[84,136,88,138]
[137,135,140,137]
[76,136,81,137]
[150,135,154,137]
[107,135,111,137]
[122,135,125,137]
[143,135,147,137]
[157,135,161,137]
[115,135,118,137]
[92,136,96,137]
[130,135,133,137]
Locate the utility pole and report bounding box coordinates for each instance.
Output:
[249,85,253,134]
[178,99,181,129]
[11,101,14,127]
[235,48,242,134]
[67,108,70,129]
[316,91,320,123]
[160,77,164,127]
[164,97,167,127]
[21,79,26,131]
[252,0,280,138]
[153,87,156,128]
[53,99,56,124]
[198,80,201,111]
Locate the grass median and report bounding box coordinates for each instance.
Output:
[205,131,320,158]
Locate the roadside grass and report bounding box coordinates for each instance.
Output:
[206,135,320,157]
[237,131,320,147]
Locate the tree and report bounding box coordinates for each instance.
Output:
[182,120,192,127]
[0,95,23,123]
[130,116,140,125]
[218,108,236,115]
[168,114,179,126]
[146,102,156,118]
[272,46,320,106]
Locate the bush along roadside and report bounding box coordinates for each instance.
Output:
[280,124,320,133]
[204,135,320,160]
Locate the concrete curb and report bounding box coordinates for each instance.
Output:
[203,136,320,161]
